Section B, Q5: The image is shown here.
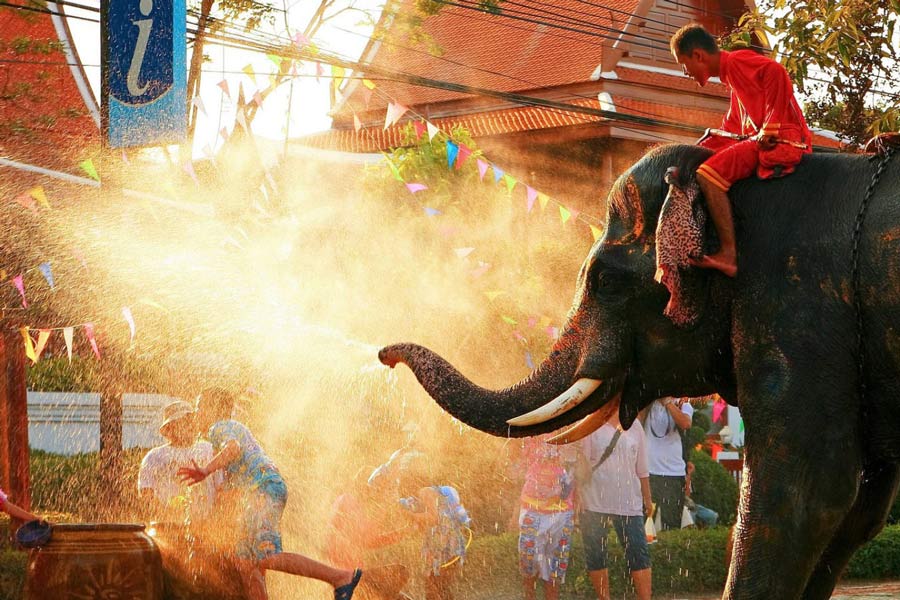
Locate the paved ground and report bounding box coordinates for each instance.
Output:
[673,580,900,599]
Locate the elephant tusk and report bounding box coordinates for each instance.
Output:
[507,378,603,426]
[545,393,621,445]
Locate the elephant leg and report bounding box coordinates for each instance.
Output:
[801,461,900,600]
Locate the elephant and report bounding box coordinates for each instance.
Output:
[378,142,900,599]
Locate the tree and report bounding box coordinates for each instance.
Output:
[728,1,900,146]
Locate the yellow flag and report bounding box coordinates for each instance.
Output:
[332,66,346,90]
[362,79,376,90]
[590,224,603,241]
[538,193,549,210]
[242,64,256,84]
[559,205,571,224]
[20,327,36,363]
[539,315,551,328]
[485,290,505,301]
[30,186,49,208]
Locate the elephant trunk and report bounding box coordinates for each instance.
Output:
[379,326,622,437]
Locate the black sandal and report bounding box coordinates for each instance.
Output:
[334,569,363,600]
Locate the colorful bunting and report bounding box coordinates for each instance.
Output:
[405,183,427,194]
[426,122,439,141]
[525,186,538,212]
[84,323,101,359]
[363,79,376,90]
[34,330,50,361]
[423,207,441,217]
[386,159,404,182]
[292,32,310,48]
[79,159,100,182]
[217,79,230,99]
[538,193,549,210]
[242,64,256,84]
[353,113,362,132]
[63,327,73,362]
[14,191,37,212]
[590,224,603,241]
[454,247,475,258]
[331,65,346,90]
[446,140,459,169]
[266,53,283,68]
[20,328,36,363]
[316,62,324,81]
[191,96,207,116]
[12,274,26,307]
[471,262,491,278]
[123,306,136,344]
[559,205,572,224]
[30,186,49,209]
[183,160,199,185]
[502,174,517,194]
[525,351,535,370]
[38,262,54,289]
[413,121,426,140]
[484,290,504,301]
[492,166,504,183]
[219,126,229,141]
[384,103,409,130]
[713,397,727,423]
[455,144,472,169]
[476,159,489,181]
[253,91,263,107]
[501,315,518,325]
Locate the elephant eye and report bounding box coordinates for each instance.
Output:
[595,269,632,300]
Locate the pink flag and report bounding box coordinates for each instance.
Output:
[713,397,727,423]
[183,161,199,185]
[526,186,538,212]
[84,323,101,359]
[12,274,26,307]
[455,144,472,169]
[476,159,489,181]
[292,31,310,48]
[353,113,362,132]
[413,121,426,140]
[63,327,73,362]
[217,79,230,99]
[316,62,324,81]
[219,126,229,140]
[34,329,51,360]
[122,306,136,344]
[191,96,207,116]
[405,183,428,194]
[253,90,264,107]
[14,192,37,212]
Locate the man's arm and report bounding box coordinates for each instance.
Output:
[661,398,692,430]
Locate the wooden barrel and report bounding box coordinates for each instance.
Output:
[23,523,163,600]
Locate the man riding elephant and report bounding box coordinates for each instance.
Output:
[379,139,900,599]
[671,24,812,278]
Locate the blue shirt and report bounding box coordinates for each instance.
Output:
[208,420,283,491]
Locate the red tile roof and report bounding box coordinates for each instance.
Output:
[0,5,99,175]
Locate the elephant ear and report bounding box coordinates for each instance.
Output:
[654,167,711,328]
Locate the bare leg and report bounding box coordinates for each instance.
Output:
[258,552,354,588]
[235,558,268,600]
[542,578,560,600]
[523,576,537,600]
[692,173,738,277]
[587,569,609,600]
[631,567,652,600]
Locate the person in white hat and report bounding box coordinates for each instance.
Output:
[138,400,221,523]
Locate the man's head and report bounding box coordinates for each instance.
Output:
[159,400,196,446]
[196,387,235,433]
[670,24,720,87]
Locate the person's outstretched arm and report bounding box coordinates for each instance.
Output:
[178,440,240,484]
[2,496,39,522]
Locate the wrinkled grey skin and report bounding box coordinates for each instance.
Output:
[380,143,900,599]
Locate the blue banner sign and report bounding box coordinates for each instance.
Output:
[105,0,186,147]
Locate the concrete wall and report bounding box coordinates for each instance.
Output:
[28,392,177,455]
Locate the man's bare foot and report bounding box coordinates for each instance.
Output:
[689,253,737,278]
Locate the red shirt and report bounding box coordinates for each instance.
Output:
[701,49,811,152]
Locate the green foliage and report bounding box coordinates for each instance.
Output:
[689,449,739,526]
[0,550,25,600]
[727,2,900,145]
[845,524,900,579]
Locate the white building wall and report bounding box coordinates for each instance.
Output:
[28,392,177,455]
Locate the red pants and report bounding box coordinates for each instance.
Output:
[696,139,758,192]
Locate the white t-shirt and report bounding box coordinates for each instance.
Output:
[645,399,694,477]
[137,442,221,520]
[579,421,649,517]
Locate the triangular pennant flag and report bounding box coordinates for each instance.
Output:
[242,64,256,84]
[446,140,459,169]
[292,31,310,48]
[183,160,199,185]
[30,186,49,208]
[362,79,376,90]
[84,323,101,359]
[426,122,439,141]
[527,316,538,328]
[121,149,130,164]
[122,306,136,344]
[405,183,427,194]
[525,351,535,370]
[484,290,504,301]
[217,79,230,98]
[266,53,283,68]
[38,262,54,289]
[79,159,100,181]
[526,186,538,212]
[538,193,549,210]
[503,173,517,194]
[493,165,504,183]
[34,329,50,361]
[219,126,229,140]
[559,205,572,224]
[253,90,263,107]
[362,88,373,108]
[455,144,472,169]
[12,274,26,307]
[413,121,426,140]
[713,398,727,423]
[63,326,73,362]
[590,224,603,241]
[476,159,489,181]
[236,108,248,130]
[384,103,409,130]
[331,65,345,90]
[353,113,362,132]
[546,326,559,339]
[20,327,36,363]
[191,96,207,116]
[14,192,37,212]
[513,330,527,342]
[739,418,744,433]
[316,62,324,82]
[471,262,491,278]
[569,208,581,222]
[386,159,404,182]
[501,315,518,325]
[539,315,552,328]
[454,247,475,258]
[423,207,441,217]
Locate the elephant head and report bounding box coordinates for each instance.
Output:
[379,144,736,440]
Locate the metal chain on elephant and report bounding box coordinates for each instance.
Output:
[851,146,897,405]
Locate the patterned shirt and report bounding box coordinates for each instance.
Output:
[518,435,576,513]
[207,420,282,492]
